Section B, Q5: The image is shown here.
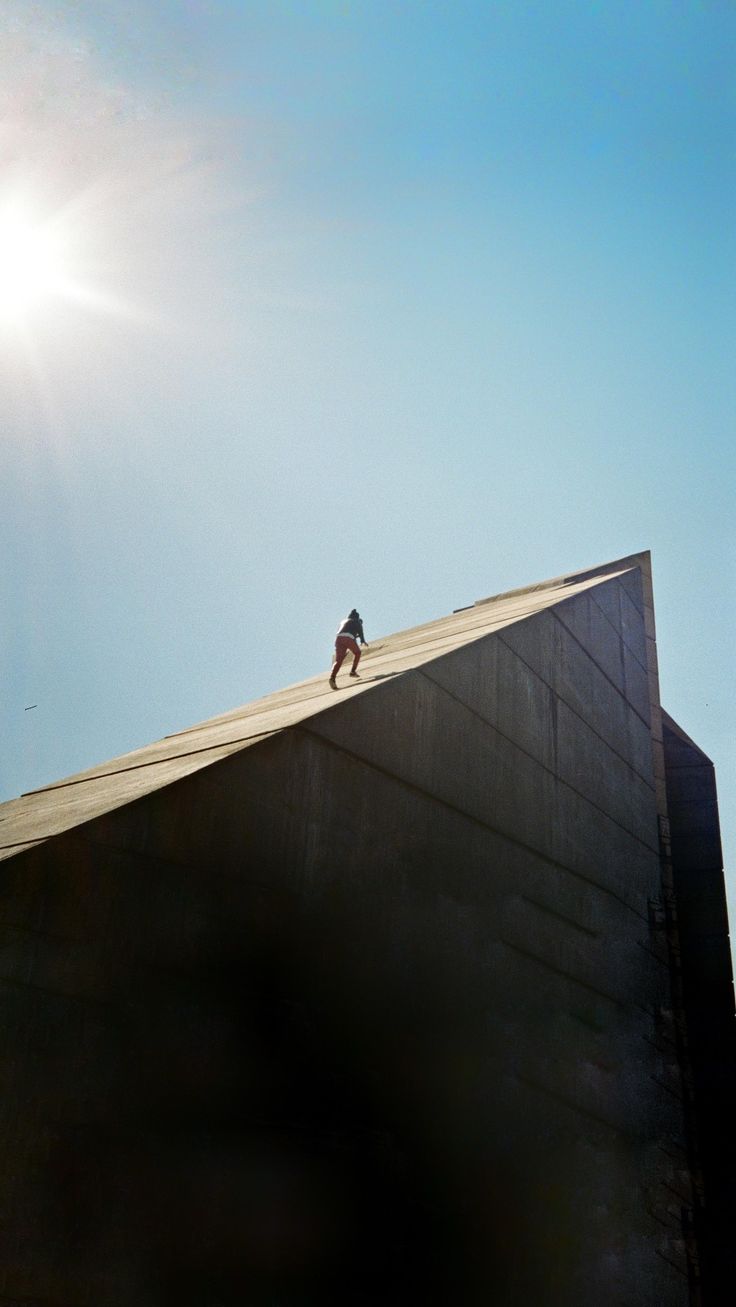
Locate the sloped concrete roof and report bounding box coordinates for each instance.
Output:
[0,553,650,861]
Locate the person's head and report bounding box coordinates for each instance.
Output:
[349,609,359,619]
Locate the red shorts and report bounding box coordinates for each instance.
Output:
[335,634,360,657]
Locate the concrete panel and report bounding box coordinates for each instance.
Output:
[646,650,663,731]
[423,642,657,852]
[498,604,653,774]
[309,663,661,902]
[666,767,719,804]
[499,893,670,1041]
[589,578,647,679]
[430,619,654,788]
[554,698,658,849]
[622,641,653,724]
[619,584,649,668]
[664,714,736,1303]
[617,564,646,614]
[554,586,626,697]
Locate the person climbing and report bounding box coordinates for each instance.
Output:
[329,609,367,687]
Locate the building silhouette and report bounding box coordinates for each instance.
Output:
[0,552,733,1305]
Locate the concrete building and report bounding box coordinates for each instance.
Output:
[0,552,732,1305]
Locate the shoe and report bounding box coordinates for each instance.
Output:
[349,671,360,678]
[329,678,337,688]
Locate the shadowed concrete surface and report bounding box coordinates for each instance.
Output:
[663,714,736,1302]
[0,554,732,1305]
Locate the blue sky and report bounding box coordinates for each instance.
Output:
[1,1,734,905]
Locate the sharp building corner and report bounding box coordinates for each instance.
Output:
[0,552,733,1305]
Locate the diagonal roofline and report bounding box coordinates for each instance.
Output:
[471,550,651,607]
[0,555,651,861]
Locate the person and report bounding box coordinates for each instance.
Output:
[329,609,367,687]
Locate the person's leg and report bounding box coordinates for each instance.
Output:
[330,637,349,683]
[349,639,361,675]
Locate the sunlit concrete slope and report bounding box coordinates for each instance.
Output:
[0,553,646,861]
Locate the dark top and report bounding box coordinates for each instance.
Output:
[337,615,366,643]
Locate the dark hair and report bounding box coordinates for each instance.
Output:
[348,608,359,618]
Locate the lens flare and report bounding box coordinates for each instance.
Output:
[0,201,77,324]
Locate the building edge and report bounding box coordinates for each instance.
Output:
[663,711,736,1305]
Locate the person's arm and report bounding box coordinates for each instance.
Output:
[358,619,367,645]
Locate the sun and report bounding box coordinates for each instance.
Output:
[0,200,78,325]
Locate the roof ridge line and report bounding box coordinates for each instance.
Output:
[473,551,649,608]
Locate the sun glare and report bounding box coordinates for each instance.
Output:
[0,201,78,325]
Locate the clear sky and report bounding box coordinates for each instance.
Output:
[2,2,734,910]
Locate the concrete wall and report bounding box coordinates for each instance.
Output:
[0,573,693,1306]
[664,715,736,1304]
